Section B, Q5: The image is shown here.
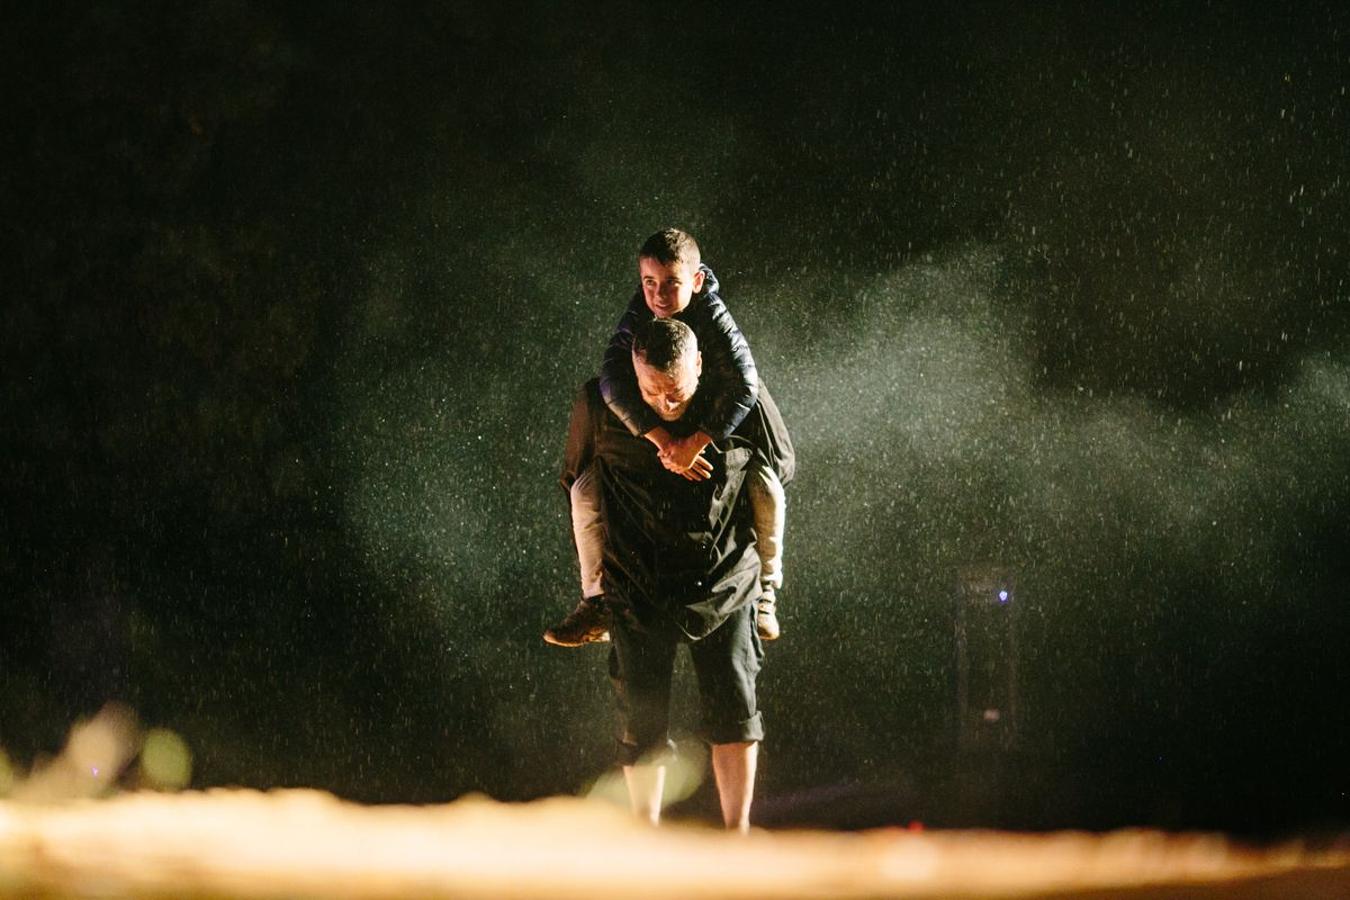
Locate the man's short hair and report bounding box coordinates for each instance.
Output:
[638,228,701,270]
[632,317,698,372]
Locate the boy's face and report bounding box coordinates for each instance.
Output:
[639,256,705,318]
[634,350,702,422]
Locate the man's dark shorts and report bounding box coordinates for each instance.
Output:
[608,602,764,766]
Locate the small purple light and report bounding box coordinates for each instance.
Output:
[997,590,1009,604]
[91,767,100,776]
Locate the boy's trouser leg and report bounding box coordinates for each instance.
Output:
[747,464,785,592]
[570,465,604,598]
[544,465,609,646]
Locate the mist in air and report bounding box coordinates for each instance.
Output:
[4,1,1346,830]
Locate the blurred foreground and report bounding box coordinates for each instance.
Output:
[1,788,1347,899]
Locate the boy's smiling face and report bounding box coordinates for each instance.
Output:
[639,256,705,318]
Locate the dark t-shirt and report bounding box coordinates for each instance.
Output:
[562,378,794,640]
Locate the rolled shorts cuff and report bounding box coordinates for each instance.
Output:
[615,736,678,768]
[700,710,764,746]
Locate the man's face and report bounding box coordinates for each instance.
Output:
[639,256,705,318]
[634,350,702,422]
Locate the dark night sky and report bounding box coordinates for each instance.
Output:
[3,1,1348,832]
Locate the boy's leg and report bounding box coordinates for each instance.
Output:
[543,465,611,646]
[571,465,605,599]
[747,463,786,640]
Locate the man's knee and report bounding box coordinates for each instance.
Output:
[616,734,677,768]
[702,711,765,746]
[711,740,758,752]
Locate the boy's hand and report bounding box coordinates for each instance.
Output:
[644,426,675,455]
[645,427,715,481]
[678,452,714,481]
[661,432,714,480]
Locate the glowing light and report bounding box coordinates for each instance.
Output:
[997,590,1009,604]
[0,750,15,796]
[11,703,139,801]
[0,788,1339,897]
[140,729,193,791]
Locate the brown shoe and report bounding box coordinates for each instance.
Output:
[543,596,611,647]
[756,592,780,641]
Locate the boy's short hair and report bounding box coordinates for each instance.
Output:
[638,228,701,270]
[632,317,698,373]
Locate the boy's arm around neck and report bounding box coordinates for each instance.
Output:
[689,294,759,442]
[598,290,661,438]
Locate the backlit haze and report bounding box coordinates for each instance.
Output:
[3,1,1346,833]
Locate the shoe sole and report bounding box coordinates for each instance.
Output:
[543,631,610,647]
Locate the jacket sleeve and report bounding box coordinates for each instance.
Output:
[598,290,660,437]
[561,381,600,495]
[692,296,759,442]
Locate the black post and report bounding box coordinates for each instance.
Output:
[954,564,1019,753]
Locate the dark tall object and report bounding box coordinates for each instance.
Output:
[954,564,1019,752]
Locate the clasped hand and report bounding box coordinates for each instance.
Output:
[648,428,714,482]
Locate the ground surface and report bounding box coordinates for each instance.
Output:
[1,789,1347,899]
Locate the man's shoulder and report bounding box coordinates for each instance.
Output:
[566,379,614,463]
[577,377,605,412]
[576,378,624,428]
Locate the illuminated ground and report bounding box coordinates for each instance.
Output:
[1,789,1346,899]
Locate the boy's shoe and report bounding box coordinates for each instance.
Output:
[756,591,781,641]
[543,596,611,647]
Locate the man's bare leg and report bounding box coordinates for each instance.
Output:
[711,741,758,833]
[623,763,666,826]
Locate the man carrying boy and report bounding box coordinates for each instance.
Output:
[545,229,790,646]
[559,316,795,830]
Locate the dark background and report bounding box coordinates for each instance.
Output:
[3,0,1347,834]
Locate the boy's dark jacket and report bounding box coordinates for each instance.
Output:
[599,265,758,442]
